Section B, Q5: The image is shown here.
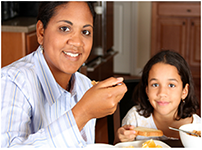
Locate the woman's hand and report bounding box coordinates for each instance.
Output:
[72,77,127,130]
[117,125,137,142]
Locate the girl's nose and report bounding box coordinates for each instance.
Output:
[157,86,168,97]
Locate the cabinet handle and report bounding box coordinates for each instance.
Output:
[191,22,194,26]
[187,9,191,12]
[183,22,186,25]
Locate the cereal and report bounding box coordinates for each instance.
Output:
[141,139,162,148]
[187,130,201,137]
[91,80,99,86]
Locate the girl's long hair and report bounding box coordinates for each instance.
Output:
[134,50,199,120]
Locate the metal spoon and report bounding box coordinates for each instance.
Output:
[169,127,200,137]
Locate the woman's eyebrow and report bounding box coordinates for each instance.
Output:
[83,24,93,29]
[57,20,93,28]
[57,20,73,25]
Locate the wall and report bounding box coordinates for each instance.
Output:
[113,1,152,76]
[137,1,151,69]
[130,1,152,76]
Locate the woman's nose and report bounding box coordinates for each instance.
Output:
[68,33,84,48]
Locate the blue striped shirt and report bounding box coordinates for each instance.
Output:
[1,46,96,148]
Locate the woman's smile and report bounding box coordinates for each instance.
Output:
[62,50,81,61]
[62,51,80,57]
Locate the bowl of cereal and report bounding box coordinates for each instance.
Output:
[179,123,201,148]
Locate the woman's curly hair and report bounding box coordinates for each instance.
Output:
[134,50,199,120]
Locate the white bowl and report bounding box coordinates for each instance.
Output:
[115,140,171,148]
[85,143,115,148]
[179,123,201,148]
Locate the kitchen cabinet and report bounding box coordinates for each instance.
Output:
[87,51,117,81]
[151,2,200,78]
[26,31,38,54]
[1,17,38,67]
[1,31,38,67]
[151,2,201,115]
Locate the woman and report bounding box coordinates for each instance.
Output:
[1,2,127,148]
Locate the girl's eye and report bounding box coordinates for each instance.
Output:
[60,26,70,32]
[82,30,91,36]
[152,83,159,87]
[169,84,175,88]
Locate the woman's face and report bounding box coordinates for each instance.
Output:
[146,62,189,117]
[37,2,93,76]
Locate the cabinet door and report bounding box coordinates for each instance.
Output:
[156,18,187,59]
[188,18,201,77]
[26,32,39,54]
[106,2,114,51]
[1,32,26,67]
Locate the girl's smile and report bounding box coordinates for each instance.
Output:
[156,100,170,106]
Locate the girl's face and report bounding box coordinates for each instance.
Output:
[37,2,93,76]
[146,62,189,117]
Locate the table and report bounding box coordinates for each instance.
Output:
[162,140,184,148]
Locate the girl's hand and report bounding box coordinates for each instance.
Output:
[117,125,137,142]
[72,77,127,130]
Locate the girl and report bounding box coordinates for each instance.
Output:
[115,50,200,143]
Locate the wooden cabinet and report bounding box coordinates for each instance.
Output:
[151,2,201,78]
[151,2,201,115]
[1,31,39,67]
[26,31,39,54]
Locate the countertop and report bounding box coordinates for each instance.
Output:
[1,17,37,33]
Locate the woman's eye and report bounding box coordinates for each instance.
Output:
[60,26,70,32]
[169,84,175,88]
[152,83,159,87]
[82,30,91,36]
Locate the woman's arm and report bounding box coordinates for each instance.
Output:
[72,77,127,131]
[1,74,94,148]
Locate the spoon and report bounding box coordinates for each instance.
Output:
[169,127,200,137]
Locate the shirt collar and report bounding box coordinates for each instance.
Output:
[33,47,63,106]
[58,73,77,97]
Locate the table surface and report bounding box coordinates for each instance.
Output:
[112,139,184,148]
[2,17,37,33]
[162,140,184,148]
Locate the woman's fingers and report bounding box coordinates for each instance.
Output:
[96,77,124,88]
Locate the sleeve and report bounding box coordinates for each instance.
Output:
[121,106,138,127]
[1,74,89,148]
[192,114,201,124]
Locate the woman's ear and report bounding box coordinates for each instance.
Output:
[181,83,189,100]
[36,20,44,45]
[145,86,148,95]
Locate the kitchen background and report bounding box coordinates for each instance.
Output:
[1,1,201,145]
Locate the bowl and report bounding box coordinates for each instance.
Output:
[85,143,114,148]
[179,123,201,148]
